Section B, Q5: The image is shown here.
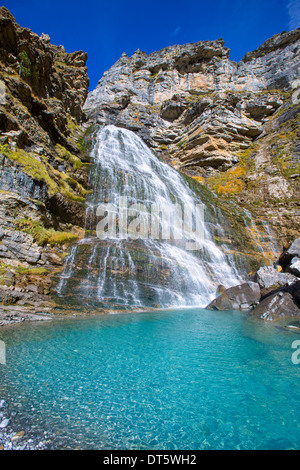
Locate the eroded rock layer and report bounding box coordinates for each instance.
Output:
[85,29,300,246]
[0,7,91,320]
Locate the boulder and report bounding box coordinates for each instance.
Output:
[250,282,300,321]
[206,281,261,311]
[254,265,297,289]
[279,239,300,271]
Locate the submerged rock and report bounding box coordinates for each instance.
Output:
[0,419,9,429]
[11,430,25,442]
[206,281,261,311]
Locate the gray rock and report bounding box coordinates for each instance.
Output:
[0,418,9,428]
[250,280,300,321]
[250,291,300,321]
[254,266,297,289]
[206,281,261,311]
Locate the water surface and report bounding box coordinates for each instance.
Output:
[0,308,299,450]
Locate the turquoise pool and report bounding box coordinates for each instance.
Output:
[0,308,299,450]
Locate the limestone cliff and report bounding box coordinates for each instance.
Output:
[85,29,300,247]
[0,7,91,320]
[0,6,91,227]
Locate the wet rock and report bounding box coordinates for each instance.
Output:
[0,419,9,429]
[206,281,261,311]
[216,284,226,295]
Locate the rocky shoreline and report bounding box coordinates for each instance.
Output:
[1,239,300,328]
[206,238,300,322]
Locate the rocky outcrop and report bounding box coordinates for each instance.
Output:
[279,239,300,272]
[206,281,261,311]
[0,8,91,322]
[0,191,85,324]
[206,239,300,321]
[85,30,300,164]
[85,28,300,247]
[249,282,300,321]
[254,265,297,291]
[249,238,300,320]
[0,6,91,228]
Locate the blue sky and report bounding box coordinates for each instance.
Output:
[3,0,300,90]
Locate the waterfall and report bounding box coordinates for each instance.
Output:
[55,125,241,309]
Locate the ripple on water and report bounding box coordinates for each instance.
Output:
[0,308,300,450]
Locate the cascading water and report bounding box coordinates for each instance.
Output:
[55,125,241,309]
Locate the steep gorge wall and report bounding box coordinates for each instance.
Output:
[85,29,300,248]
[0,6,91,227]
[0,7,299,320]
[0,7,92,318]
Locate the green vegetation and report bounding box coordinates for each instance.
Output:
[0,144,88,202]
[0,144,58,195]
[18,51,31,78]
[15,266,48,275]
[56,144,84,170]
[175,139,187,148]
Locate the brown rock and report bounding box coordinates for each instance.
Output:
[206,282,261,311]
[250,291,300,321]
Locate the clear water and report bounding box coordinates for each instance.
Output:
[1,309,300,450]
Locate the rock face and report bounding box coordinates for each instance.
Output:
[85,28,300,246]
[0,6,91,227]
[85,38,287,167]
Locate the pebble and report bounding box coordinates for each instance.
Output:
[0,400,50,449]
[0,419,9,429]
[11,430,25,441]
